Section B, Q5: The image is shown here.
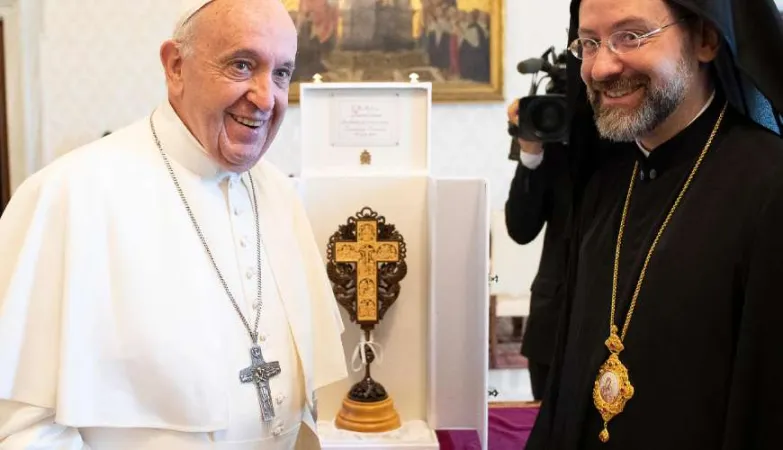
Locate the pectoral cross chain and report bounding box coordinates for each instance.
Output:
[239,345,282,422]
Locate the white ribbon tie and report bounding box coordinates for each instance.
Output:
[350,331,384,373]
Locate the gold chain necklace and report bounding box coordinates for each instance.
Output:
[593,102,727,443]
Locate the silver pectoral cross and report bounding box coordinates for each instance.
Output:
[239,345,282,422]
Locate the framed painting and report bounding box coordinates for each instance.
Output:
[284,0,503,103]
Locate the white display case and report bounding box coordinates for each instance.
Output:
[298,81,489,450]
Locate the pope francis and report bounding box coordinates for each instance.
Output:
[0,0,348,448]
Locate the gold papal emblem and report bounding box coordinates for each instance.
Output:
[326,207,407,433]
[360,150,372,165]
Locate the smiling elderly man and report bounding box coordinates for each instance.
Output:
[0,1,347,449]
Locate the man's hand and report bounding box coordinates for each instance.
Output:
[507,99,544,155]
[507,99,521,125]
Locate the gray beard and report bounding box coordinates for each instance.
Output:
[587,59,691,142]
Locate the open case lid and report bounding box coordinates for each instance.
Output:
[299,82,432,177]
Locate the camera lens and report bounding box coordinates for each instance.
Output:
[531,102,566,133]
[517,94,568,142]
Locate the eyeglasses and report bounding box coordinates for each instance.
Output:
[568,18,686,60]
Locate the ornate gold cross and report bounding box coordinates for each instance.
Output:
[334,219,401,323]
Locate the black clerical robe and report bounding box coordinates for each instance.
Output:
[526,93,783,450]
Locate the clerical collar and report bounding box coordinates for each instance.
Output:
[151,101,237,182]
[632,89,724,182]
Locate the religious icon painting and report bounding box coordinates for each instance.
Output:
[598,371,620,404]
[284,0,504,102]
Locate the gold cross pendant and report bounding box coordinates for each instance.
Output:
[593,326,635,442]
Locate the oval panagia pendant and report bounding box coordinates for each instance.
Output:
[593,326,634,443]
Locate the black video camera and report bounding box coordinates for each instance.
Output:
[510,47,569,151]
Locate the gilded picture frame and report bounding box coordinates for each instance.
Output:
[285,0,504,103]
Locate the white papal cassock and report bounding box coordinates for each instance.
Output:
[0,101,347,449]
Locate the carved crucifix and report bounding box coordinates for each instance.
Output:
[334,220,401,323]
[327,207,407,326]
[239,345,282,422]
[326,207,407,408]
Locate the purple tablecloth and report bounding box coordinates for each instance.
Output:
[436,406,539,450]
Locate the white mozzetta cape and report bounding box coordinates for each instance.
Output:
[0,102,347,448]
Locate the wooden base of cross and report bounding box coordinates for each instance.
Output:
[335,329,401,433]
[335,397,401,433]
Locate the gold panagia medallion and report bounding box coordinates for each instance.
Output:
[593,326,634,443]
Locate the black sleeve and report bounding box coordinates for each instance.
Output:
[504,140,563,245]
[720,167,783,450]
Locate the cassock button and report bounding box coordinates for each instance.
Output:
[258,333,268,342]
[246,268,254,279]
[650,169,658,180]
[639,171,646,181]
[240,237,248,248]
[276,393,286,405]
[234,206,243,216]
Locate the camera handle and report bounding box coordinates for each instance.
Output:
[528,73,539,96]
